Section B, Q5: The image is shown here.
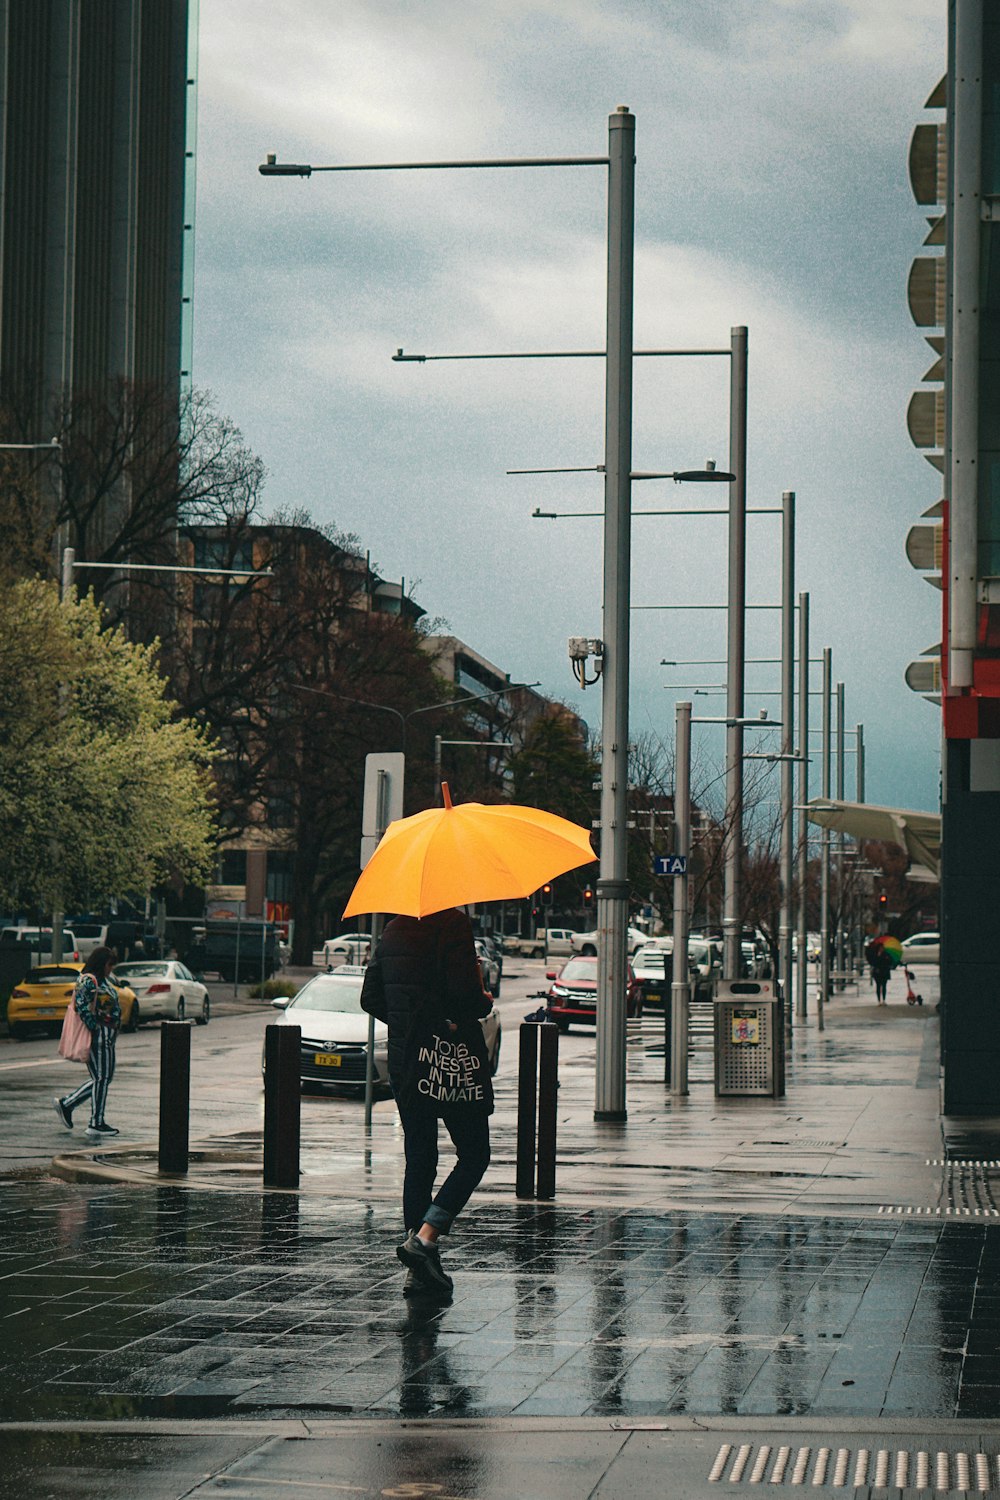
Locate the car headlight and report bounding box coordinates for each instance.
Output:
[550,984,569,998]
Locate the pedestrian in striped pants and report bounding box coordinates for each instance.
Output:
[54,946,123,1139]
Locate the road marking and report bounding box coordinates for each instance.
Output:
[0,1057,63,1072]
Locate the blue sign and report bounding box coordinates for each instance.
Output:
[655,854,687,877]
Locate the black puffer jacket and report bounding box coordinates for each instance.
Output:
[360,907,491,1079]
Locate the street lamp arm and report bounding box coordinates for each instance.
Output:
[260,155,609,175]
[392,347,730,362]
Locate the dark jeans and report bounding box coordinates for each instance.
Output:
[394,1089,491,1235]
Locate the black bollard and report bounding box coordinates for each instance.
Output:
[535,1022,559,1200]
[263,1024,300,1189]
[515,1022,539,1198]
[158,1021,190,1175]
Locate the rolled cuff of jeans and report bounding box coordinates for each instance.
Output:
[423,1202,454,1233]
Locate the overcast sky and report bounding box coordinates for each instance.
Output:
[192,0,945,813]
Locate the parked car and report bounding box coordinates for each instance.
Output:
[544,955,642,1031]
[0,928,79,965]
[267,966,501,1092]
[571,926,648,957]
[315,932,372,969]
[68,923,109,961]
[901,931,940,965]
[6,963,137,1039]
[506,928,576,959]
[474,938,501,995]
[631,942,673,1009]
[477,934,503,988]
[113,960,210,1025]
[688,938,722,1002]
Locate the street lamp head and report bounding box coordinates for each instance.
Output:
[672,463,735,483]
[259,154,313,177]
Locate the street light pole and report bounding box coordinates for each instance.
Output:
[835,680,846,989]
[779,491,795,1023]
[796,591,811,1021]
[723,325,748,979]
[670,700,692,1096]
[819,646,832,1030]
[595,106,635,1123]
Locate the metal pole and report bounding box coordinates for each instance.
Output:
[723,325,748,979]
[819,648,832,1030]
[670,700,692,1096]
[856,722,866,973]
[434,734,442,804]
[536,1023,559,1199]
[595,105,635,1123]
[948,0,982,689]
[263,1024,301,1189]
[516,1023,539,1197]
[61,546,75,600]
[779,491,795,1024]
[52,547,75,965]
[796,591,810,1021]
[835,682,846,989]
[158,1021,191,1175]
[364,768,391,1131]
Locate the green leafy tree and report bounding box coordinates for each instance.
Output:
[0,581,217,912]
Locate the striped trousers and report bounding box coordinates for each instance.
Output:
[62,1027,116,1127]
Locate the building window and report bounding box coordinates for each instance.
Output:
[216,849,248,885]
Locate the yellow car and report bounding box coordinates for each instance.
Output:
[6,963,138,1039]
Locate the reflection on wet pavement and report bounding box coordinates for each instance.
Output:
[1,1180,998,1422]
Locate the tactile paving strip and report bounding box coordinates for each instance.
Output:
[708,1443,999,1490]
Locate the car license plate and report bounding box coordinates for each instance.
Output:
[37,1008,58,1016]
[313,1053,342,1067]
[646,992,660,1003]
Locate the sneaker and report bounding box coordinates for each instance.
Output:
[85,1122,120,1138]
[52,1097,73,1131]
[401,1267,422,1298]
[396,1231,453,1298]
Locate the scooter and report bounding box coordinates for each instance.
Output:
[904,965,924,1006]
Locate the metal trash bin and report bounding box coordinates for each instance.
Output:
[714,979,784,1097]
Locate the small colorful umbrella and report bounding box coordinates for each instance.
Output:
[342,783,597,919]
[871,934,903,967]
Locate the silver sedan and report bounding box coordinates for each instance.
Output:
[113,959,211,1025]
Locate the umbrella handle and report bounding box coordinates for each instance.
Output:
[441,781,453,809]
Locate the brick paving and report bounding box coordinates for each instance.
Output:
[2,1181,1000,1422]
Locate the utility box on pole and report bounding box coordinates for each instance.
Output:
[714,979,784,1098]
[360,753,405,870]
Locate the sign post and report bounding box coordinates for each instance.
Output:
[361,753,405,1130]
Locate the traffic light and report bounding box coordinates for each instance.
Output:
[583,886,594,909]
[879,893,888,909]
[540,883,553,908]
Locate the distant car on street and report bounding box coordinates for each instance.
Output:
[571,925,648,957]
[7,963,137,1039]
[544,955,642,1031]
[474,938,501,995]
[317,932,371,969]
[113,959,210,1025]
[268,966,501,1093]
[901,931,940,965]
[631,943,672,1009]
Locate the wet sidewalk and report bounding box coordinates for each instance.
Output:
[49,974,955,1220]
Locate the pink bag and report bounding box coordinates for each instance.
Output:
[58,1003,92,1063]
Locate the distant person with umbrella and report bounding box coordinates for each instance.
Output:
[870,935,902,1005]
[349,783,597,1300]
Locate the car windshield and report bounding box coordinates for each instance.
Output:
[26,966,80,984]
[689,942,709,962]
[116,963,170,979]
[558,959,596,983]
[289,978,366,1014]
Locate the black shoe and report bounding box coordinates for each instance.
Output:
[53,1097,73,1131]
[397,1231,453,1298]
[402,1267,421,1298]
[85,1122,120,1138]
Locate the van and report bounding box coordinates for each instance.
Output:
[69,923,109,961]
[0,928,80,964]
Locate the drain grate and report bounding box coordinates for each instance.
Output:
[709,1443,998,1490]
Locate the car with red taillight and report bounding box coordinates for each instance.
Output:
[113,960,210,1026]
[543,955,642,1032]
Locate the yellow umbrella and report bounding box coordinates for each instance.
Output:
[343,783,597,919]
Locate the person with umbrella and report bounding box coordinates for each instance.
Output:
[350,783,597,1300]
[870,935,902,1005]
[362,904,494,1300]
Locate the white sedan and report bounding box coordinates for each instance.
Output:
[113,960,211,1025]
[901,932,940,965]
[269,966,501,1093]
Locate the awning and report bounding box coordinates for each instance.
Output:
[806,798,940,880]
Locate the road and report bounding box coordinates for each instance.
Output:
[0,960,559,1178]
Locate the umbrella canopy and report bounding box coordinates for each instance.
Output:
[871,934,903,967]
[343,784,597,919]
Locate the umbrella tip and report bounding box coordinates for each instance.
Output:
[441,781,453,809]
